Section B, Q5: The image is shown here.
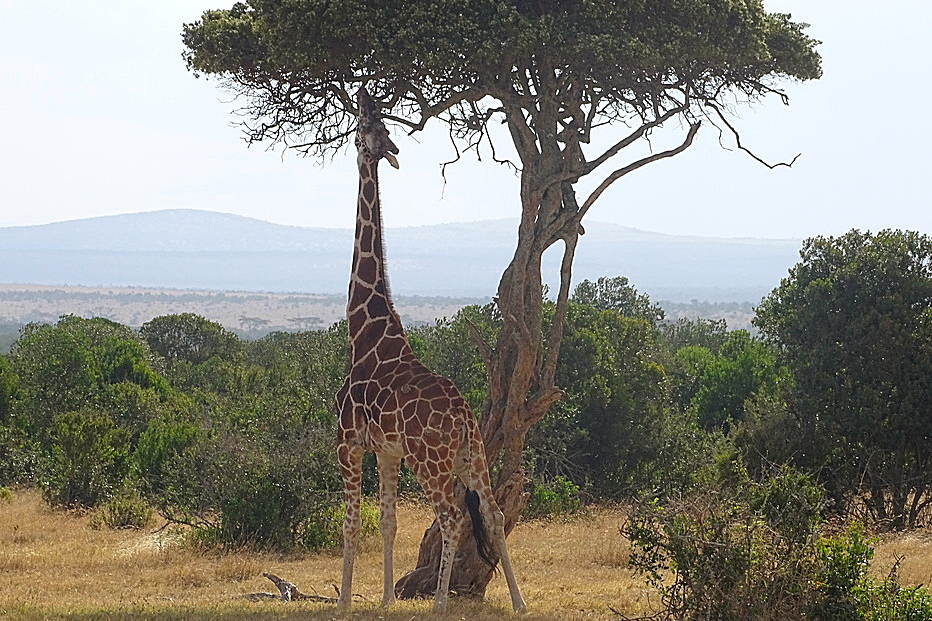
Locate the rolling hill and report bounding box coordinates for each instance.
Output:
[0,209,801,302]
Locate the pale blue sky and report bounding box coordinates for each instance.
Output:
[1,1,928,240]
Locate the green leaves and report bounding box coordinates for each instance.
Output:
[179,0,821,155]
[755,229,932,528]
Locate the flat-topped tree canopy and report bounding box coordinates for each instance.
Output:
[182,0,821,156]
[182,0,821,602]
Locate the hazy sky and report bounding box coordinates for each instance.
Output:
[1,1,928,239]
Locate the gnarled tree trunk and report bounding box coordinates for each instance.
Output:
[395,133,584,597]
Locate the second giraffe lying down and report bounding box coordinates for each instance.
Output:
[335,87,527,614]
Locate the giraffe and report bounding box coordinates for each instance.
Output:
[335,87,526,614]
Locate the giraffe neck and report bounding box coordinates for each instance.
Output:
[347,155,407,364]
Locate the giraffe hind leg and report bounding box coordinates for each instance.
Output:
[408,461,462,613]
[464,488,496,568]
[464,466,527,613]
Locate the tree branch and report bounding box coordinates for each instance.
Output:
[580,121,701,217]
[705,101,800,169]
[581,103,688,177]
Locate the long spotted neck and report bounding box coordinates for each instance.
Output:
[346,151,407,364]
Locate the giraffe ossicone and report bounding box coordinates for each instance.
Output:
[335,87,526,614]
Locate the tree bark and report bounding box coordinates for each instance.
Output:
[394,69,700,601]
[394,141,583,598]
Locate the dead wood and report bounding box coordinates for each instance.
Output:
[239,572,343,603]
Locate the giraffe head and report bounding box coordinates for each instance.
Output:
[356,87,400,169]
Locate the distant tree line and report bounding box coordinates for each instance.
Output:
[0,229,930,552]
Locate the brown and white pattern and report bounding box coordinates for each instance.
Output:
[335,88,526,613]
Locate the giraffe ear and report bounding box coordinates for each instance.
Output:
[384,152,400,169]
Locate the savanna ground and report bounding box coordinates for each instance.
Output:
[2,490,931,621]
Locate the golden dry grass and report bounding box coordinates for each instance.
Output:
[0,490,647,620]
[1,489,930,621]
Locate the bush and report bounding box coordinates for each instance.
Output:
[140,413,344,551]
[855,569,932,621]
[0,424,41,487]
[42,409,131,508]
[301,499,380,550]
[625,465,828,621]
[89,492,153,530]
[625,462,932,621]
[523,476,581,520]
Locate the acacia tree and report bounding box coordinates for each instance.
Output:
[182,0,821,597]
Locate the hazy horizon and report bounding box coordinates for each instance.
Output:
[2,1,930,240]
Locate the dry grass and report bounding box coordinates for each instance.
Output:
[872,529,932,586]
[0,491,647,620]
[2,490,930,621]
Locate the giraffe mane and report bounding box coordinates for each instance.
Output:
[374,180,396,311]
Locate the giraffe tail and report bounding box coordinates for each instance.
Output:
[464,488,497,568]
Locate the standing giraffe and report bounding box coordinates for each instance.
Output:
[335,87,526,614]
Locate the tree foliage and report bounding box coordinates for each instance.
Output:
[140,313,241,367]
[572,276,664,327]
[689,330,788,431]
[755,229,932,528]
[181,0,821,157]
[182,0,821,596]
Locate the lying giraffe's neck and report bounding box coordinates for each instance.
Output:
[347,152,406,365]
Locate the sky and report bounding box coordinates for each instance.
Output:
[1,1,929,240]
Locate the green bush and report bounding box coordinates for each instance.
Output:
[89,492,153,530]
[523,476,581,520]
[625,463,932,621]
[0,486,12,504]
[855,571,932,621]
[625,465,827,620]
[140,414,343,551]
[0,424,41,487]
[301,499,380,550]
[809,526,932,621]
[42,409,131,508]
[133,409,204,507]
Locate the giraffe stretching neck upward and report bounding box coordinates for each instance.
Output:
[335,88,526,614]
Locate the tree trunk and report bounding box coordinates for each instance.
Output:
[395,146,583,598]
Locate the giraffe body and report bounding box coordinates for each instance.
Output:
[336,88,526,613]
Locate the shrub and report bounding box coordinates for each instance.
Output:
[133,410,204,507]
[625,463,932,621]
[625,465,827,621]
[809,527,932,621]
[300,499,380,550]
[523,476,581,520]
[141,414,343,551]
[0,425,41,487]
[89,492,153,530]
[855,569,932,621]
[0,486,12,504]
[42,409,131,508]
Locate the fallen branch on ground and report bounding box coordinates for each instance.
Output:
[240,572,343,603]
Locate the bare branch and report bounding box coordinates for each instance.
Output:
[540,209,581,391]
[580,121,701,217]
[464,316,494,372]
[582,103,688,177]
[705,101,800,169]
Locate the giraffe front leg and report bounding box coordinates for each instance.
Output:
[337,443,364,610]
[376,453,401,607]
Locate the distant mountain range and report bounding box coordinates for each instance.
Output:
[0,209,802,302]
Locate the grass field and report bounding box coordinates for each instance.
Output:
[1,489,931,620]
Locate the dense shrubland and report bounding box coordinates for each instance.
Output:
[1,229,931,617]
